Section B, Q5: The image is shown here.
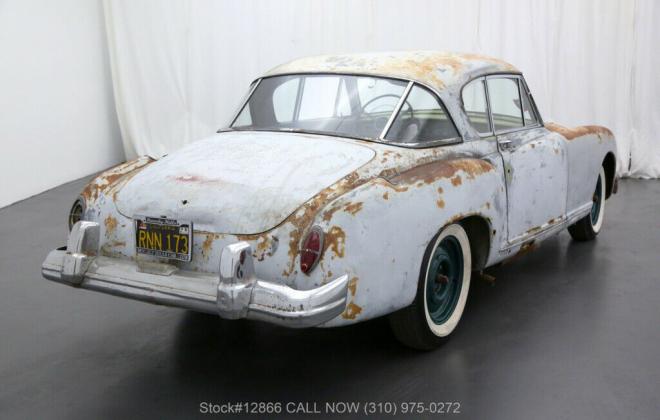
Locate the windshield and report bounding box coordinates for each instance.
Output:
[230,74,459,144]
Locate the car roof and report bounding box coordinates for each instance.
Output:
[263,51,520,92]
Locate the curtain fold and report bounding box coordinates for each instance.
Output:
[103,0,660,177]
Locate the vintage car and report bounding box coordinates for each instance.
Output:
[42,51,618,349]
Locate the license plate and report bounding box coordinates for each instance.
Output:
[135,216,193,262]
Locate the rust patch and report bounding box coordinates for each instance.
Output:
[545,122,613,141]
[526,226,542,235]
[253,235,273,261]
[269,52,518,93]
[282,171,367,273]
[81,157,154,203]
[322,201,364,221]
[342,302,363,320]
[436,199,445,208]
[104,215,118,237]
[485,202,491,209]
[391,158,493,186]
[347,277,358,296]
[344,202,363,216]
[437,187,444,194]
[234,232,275,261]
[321,205,342,222]
[382,191,389,200]
[201,234,215,258]
[517,241,538,257]
[451,175,462,186]
[235,232,267,242]
[324,226,346,259]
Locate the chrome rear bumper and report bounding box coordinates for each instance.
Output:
[42,221,349,328]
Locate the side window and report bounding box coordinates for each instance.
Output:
[385,85,458,143]
[487,77,523,132]
[462,79,491,134]
[272,78,300,123]
[519,80,538,126]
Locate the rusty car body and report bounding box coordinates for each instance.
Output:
[42,52,617,348]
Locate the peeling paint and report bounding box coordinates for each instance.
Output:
[324,226,346,259]
[284,170,367,273]
[81,157,154,203]
[266,51,519,93]
[201,234,215,259]
[347,277,358,296]
[104,215,118,237]
[342,302,363,320]
[545,122,613,141]
[344,202,363,216]
[390,158,493,186]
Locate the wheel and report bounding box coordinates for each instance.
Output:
[389,223,472,350]
[568,167,606,241]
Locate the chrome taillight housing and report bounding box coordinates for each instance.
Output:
[300,226,324,274]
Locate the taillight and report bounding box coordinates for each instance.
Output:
[300,226,324,274]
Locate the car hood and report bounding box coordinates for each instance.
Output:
[114,131,375,234]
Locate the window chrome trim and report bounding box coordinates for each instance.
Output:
[226,78,262,129]
[379,81,413,139]
[520,77,543,125]
[380,82,462,147]
[484,74,542,136]
[461,77,495,137]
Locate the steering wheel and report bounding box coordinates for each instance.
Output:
[360,94,412,117]
[359,94,414,138]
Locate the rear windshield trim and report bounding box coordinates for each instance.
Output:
[227,73,463,148]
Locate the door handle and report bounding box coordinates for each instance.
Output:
[498,139,513,150]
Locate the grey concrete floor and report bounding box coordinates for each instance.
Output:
[0,177,658,419]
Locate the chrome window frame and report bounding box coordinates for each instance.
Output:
[519,76,543,126]
[460,77,494,137]
[223,72,464,149]
[228,79,261,127]
[380,82,462,147]
[484,73,542,136]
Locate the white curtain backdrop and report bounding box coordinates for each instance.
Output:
[103,0,660,178]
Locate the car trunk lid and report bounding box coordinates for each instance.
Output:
[113,131,375,233]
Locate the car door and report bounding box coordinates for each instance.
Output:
[485,75,568,245]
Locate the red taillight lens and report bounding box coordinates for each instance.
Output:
[300,226,324,274]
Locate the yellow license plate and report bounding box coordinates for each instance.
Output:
[135,216,192,262]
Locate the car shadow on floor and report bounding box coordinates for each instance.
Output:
[85,234,607,418]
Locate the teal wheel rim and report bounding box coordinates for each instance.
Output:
[426,236,464,325]
[591,175,603,225]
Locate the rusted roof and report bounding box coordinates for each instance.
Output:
[264,51,519,91]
